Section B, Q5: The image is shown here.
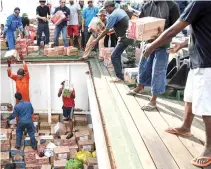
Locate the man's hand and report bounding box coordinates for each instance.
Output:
[168,42,185,54]
[143,44,154,57]
[92,39,98,47]
[42,17,47,22]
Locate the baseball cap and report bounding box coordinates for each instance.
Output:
[14,7,20,13]
[103,0,115,8]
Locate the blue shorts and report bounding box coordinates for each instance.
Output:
[62,106,74,120]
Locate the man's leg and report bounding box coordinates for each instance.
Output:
[110,33,117,47]
[62,26,68,47]
[36,23,43,46]
[149,48,169,108]
[111,43,128,80]
[16,124,24,148]
[127,53,154,95]
[44,23,50,45]
[26,122,37,150]
[6,30,15,50]
[98,36,105,60]
[54,26,61,46]
[81,35,95,59]
[74,25,81,49]
[84,26,90,45]
[166,69,194,136]
[66,107,74,139]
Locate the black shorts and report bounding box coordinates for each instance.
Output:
[62,106,74,120]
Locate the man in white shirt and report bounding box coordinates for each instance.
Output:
[68,0,82,49]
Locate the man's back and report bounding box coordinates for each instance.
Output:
[14,101,33,123]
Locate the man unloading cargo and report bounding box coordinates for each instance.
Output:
[58,81,75,139]
[7,60,30,102]
[2,8,23,50]
[53,0,70,47]
[7,92,36,150]
[36,0,51,46]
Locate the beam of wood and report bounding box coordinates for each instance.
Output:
[90,59,142,169]
[106,67,179,169]
[98,62,154,169]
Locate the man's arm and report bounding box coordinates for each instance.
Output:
[4,16,12,34]
[58,82,64,97]
[7,106,18,120]
[71,89,75,99]
[47,6,51,20]
[23,61,29,76]
[17,17,24,32]
[7,60,17,81]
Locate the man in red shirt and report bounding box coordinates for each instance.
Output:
[58,81,75,139]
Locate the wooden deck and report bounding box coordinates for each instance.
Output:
[90,58,210,169]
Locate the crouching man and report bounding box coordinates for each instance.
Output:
[58,81,75,139]
[7,92,36,150]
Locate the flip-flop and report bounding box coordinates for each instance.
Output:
[141,103,157,111]
[165,128,192,137]
[110,78,123,83]
[191,157,211,167]
[126,90,144,96]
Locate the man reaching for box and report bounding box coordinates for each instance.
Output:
[58,81,75,139]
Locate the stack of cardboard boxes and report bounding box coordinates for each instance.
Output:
[0,114,98,169]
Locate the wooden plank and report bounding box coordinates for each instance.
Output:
[106,68,179,169]
[97,61,144,169]
[98,63,154,169]
[157,98,205,143]
[90,59,142,169]
[131,94,198,169]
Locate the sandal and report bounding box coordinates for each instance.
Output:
[110,78,123,83]
[191,157,211,167]
[126,90,144,96]
[141,102,157,111]
[165,128,192,137]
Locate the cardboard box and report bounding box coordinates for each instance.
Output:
[39,114,48,121]
[39,129,51,135]
[38,135,53,145]
[54,146,70,160]
[87,157,98,166]
[40,122,51,130]
[33,114,39,122]
[46,48,58,57]
[60,135,76,146]
[78,140,94,151]
[51,114,60,124]
[25,164,41,169]
[0,39,7,49]
[55,46,64,55]
[127,17,165,41]
[51,11,66,25]
[11,146,24,156]
[11,139,24,147]
[24,146,36,164]
[66,47,78,56]
[0,143,10,152]
[54,159,67,169]
[0,152,10,165]
[27,46,39,56]
[74,115,88,126]
[41,165,51,169]
[69,144,78,158]
[0,129,9,140]
[74,126,93,132]
[75,130,91,141]
[35,154,49,165]
[4,50,19,61]
[124,68,138,85]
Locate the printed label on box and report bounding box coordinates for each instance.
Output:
[58,153,67,159]
[83,145,92,152]
[79,135,88,141]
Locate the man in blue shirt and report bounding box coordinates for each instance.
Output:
[3,8,23,50]
[7,92,36,150]
[82,0,99,44]
[93,0,133,81]
[143,1,211,167]
[53,0,70,47]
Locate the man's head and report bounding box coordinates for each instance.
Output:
[104,1,115,14]
[13,7,20,17]
[97,9,106,21]
[88,0,93,7]
[15,92,22,102]
[79,0,84,6]
[69,0,74,5]
[39,0,46,7]
[17,68,25,80]
[60,0,66,7]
